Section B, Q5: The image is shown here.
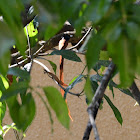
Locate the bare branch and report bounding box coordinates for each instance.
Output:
[88,109,100,140]
[89,62,116,110]
[83,62,116,140]
[83,121,92,140]
[83,99,102,140]
[129,81,140,105]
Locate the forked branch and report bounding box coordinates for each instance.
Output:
[83,62,116,140]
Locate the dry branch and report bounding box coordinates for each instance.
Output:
[129,81,140,105]
[83,62,116,140]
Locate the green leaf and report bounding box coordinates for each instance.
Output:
[86,33,106,71]
[43,86,69,129]
[0,0,26,56]
[0,76,8,123]
[39,0,82,23]
[93,60,110,72]
[64,75,84,99]
[0,101,6,124]
[102,21,121,42]
[0,22,14,76]
[0,81,29,102]
[0,49,10,76]
[90,74,102,83]
[109,82,114,98]
[0,76,7,92]
[108,35,135,87]
[99,51,109,60]
[24,21,38,37]
[51,50,81,62]
[84,0,111,23]
[69,75,83,85]
[104,94,123,125]
[90,79,98,93]
[84,77,94,104]
[8,67,30,80]
[7,93,36,132]
[0,22,15,59]
[47,60,57,74]
[130,4,140,23]
[110,80,134,98]
[126,22,140,40]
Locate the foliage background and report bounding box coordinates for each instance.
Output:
[0,0,140,139]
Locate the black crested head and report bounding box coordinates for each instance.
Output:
[63,34,70,41]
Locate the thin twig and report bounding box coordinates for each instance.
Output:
[67,27,92,50]
[78,33,92,53]
[25,26,31,58]
[9,58,28,68]
[58,82,84,97]
[46,72,84,97]
[13,129,20,140]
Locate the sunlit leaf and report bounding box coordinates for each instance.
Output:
[104,94,123,125]
[24,21,38,37]
[0,75,9,90]
[43,86,69,129]
[0,100,6,124]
